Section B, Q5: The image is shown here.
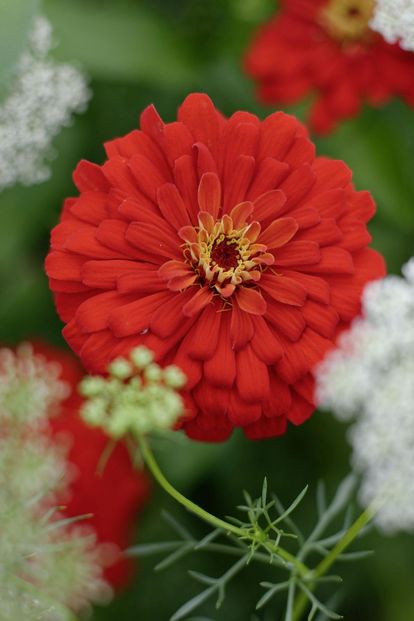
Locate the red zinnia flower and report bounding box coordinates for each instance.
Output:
[33,342,149,588]
[45,93,385,442]
[244,0,414,133]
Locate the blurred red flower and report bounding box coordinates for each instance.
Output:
[33,342,149,589]
[45,93,385,441]
[244,0,414,133]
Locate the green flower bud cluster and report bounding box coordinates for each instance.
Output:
[80,346,187,439]
[0,345,111,621]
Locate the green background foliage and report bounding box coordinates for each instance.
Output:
[0,0,413,619]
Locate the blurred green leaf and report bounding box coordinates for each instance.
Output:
[0,0,39,98]
[43,0,196,86]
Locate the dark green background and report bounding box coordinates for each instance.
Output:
[0,1,413,619]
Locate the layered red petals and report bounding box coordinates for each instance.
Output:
[46,93,385,442]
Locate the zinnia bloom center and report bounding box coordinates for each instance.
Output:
[320,0,375,42]
[179,204,275,299]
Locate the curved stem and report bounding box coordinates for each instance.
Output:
[292,507,375,621]
[139,435,309,578]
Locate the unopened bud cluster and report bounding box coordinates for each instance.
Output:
[80,346,187,439]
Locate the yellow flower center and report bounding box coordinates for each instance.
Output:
[181,206,274,299]
[320,0,375,43]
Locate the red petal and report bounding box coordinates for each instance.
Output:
[140,104,164,144]
[276,241,320,267]
[287,393,314,425]
[276,337,309,384]
[281,270,331,304]
[260,274,306,306]
[117,268,165,295]
[193,142,218,177]
[126,222,181,260]
[128,154,169,201]
[182,287,213,317]
[230,300,255,350]
[230,201,254,228]
[70,192,108,225]
[310,158,352,194]
[45,251,84,281]
[246,158,290,201]
[223,155,255,212]
[227,391,261,425]
[259,217,298,249]
[95,220,147,261]
[102,157,140,197]
[174,155,199,224]
[288,207,321,229]
[236,287,267,315]
[73,160,110,193]
[150,290,193,338]
[186,303,221,360]
[81,259,140,289]
[253,190,287,222]
[305,247,354,274]
[302,300,339,338]
[204,314,236,388]
[178,93,221,159]
[297,218,343,246]
[108,291,172,337]
[263,373,292,417]
[193,383,231,417]
[266,302,306,342]
[162,121,193,166]
[236,345,269,403]
[279,163,316,209]
[76,291,136,334]
[80,330,120,374]
[244,415,288,440]
[157,183,191,230]
[198,172,221,218]
[305,188,346,219]
[251,317,284,364]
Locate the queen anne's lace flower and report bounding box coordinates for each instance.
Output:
[370,0,414,51]
[316,259,414,532]
[0,16,90,191]
[0,345,111,620]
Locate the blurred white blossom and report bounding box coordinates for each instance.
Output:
[0,16,90,191]
[0,344,111,621]
[315,259,414,533]
[370,0,414,51]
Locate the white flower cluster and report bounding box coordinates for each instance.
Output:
[0,342,69,425]
[370,0,414,51]
[80,346,187,439]
[0,16,90,191]
[0,345,111,621]
[315,259,414,533]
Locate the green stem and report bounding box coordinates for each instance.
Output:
[139,435,309,578]
[292,507,375,621]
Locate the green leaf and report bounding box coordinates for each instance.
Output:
[0,0,39,98]
[43,0,195,86]
[126,541,182,557]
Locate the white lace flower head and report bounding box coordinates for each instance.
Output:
[315,259,414,533]
[0,16,90,191]
[0,343,111,620]
[370,0,414,51]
